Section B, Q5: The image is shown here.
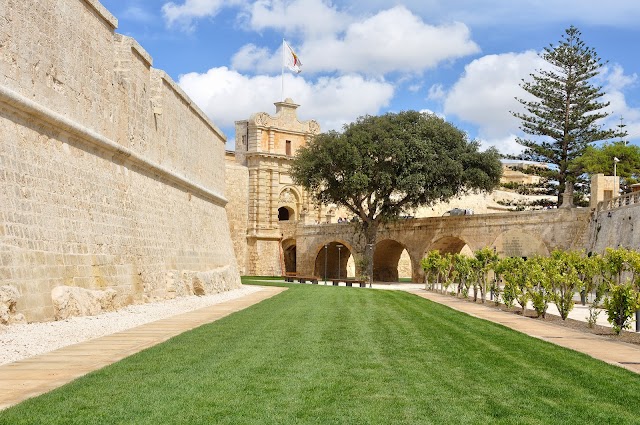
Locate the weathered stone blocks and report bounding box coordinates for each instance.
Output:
[166,266,238,298]
[0,285,26,325]
[51,285,118,320]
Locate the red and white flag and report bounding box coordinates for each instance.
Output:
[284,40,302,74]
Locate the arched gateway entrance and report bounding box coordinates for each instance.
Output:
[313,242,353,280]
[282,238,297,273]
[373,239,412,282]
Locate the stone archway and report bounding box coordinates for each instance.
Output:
[492,230,549,258]
[278,206,294,221]
[282,238,297,273]
[313,241,353,280]
[278,187,300,222]
[428,236,473,256]
[373,239,410,282]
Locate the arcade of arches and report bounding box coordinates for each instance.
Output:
[282,209,586,282]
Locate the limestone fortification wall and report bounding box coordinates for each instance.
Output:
[0,0,240,322]
[224,156,249,275]
[588,197,640,254]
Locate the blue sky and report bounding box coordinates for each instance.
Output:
[99,0,640,155]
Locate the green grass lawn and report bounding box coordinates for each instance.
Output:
[2,279,640,424]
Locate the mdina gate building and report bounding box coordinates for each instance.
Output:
[225,98,331,276]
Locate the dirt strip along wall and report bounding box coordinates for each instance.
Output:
[0,0,240,322]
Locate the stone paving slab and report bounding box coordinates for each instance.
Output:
[0,286,287,411]
[409,289,640,374]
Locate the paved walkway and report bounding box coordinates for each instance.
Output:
[0,285,287,411]
[409,289,640,374]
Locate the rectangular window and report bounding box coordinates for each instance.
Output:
[286,140,292,156]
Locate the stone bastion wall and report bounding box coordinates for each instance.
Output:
[588,193,640,254]
[0,0,240,322]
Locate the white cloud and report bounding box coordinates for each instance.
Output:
[302,74,395,130]
[602,64,638,91]
[162,0,243,31]
[162,0,640,35]
[427,84,445,100]
[331,6,479,74]
[443,51,545,141]
[177,67,394,137]
[442,51,640,154]
[478,134,524,156]
[419,109,446,120]
[245,0,351,37]
[230,44,276,73]
[600,65,640,141]
[233,5,480,76]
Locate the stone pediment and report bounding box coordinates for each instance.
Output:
[249,98,320,135]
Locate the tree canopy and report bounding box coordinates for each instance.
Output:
[290,111,502,283]
[512,26,625,206]
[575,141,640,192]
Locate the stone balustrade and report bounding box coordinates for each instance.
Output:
[597,191,640,212]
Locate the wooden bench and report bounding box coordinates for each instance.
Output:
[282,272,298,282]
[330,279,366,287]
[281,273,319,284]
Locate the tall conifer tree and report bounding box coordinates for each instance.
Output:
[513,26,625,206]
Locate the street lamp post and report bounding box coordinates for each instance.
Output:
[337,244,343,280]
[324,244,328,285]
[614,156,620,177]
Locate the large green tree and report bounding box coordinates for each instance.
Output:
[575,141,640,193]
[512,26,625,206]
[290,111,502,285]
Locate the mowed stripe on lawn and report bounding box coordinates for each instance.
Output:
[1,283,639,424]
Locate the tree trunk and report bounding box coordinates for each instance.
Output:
[362,221,378,287]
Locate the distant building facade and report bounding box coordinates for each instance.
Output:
[500,162,546,185]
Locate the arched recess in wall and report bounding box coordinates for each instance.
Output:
[278,206,294,221]
[426,236,473,257]
[373,239,412,282]
[282,238,297,273]
[278,187,301,221]
[492,229,549,258]
[313,241,353,280]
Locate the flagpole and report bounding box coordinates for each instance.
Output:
[281,39,285,101]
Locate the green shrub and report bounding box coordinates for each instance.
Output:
[604,283,640,334]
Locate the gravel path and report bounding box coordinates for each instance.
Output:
[0,285,263,366]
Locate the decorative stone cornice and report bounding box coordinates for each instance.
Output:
[248,98,320,135]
